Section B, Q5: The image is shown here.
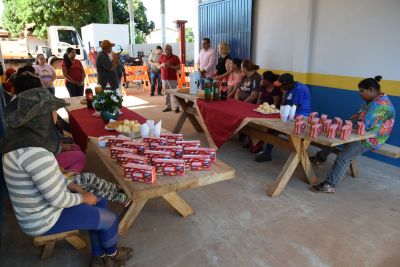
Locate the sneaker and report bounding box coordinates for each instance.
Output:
[112,247,134,262]
[175,107,180,113]
[163,107,172,112]
[310,182,335,193]
[150,93,155,96]
[255,154,272,162]
[309,154,326,165]
[90,256,105,267]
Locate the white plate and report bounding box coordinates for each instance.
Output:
[253,109,280,115]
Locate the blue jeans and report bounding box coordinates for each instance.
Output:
[318,142,370,186]
[150,71,162,94]
[44,198,118,256]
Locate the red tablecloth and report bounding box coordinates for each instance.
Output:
[196,99,280,147]
[69,107,147,150]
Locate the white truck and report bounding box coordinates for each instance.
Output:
[0,25,85,68]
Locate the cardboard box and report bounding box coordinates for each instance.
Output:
[154,145,184,158]
[121,141,147,155]
[143,150,173,164]
[160,133,184,143]
[311,118,320,125]
[182,155,211,171]
[117,153,148,167]
[184,147,217,162]
[108,136,131,147]
[308,112,318,124]
[334,117,343,131]
[124,163,156,184]
[294,121,306,135]
[152,159,185,176]
[345,120,353,128]
[295,115,304,122]
[143,137,167,149]
[110,146,136,159]
[357,121,365,135]
[323,119,332,134]
[310,123,322,138]
[339,125,352,140]
[327,124,339,139]
[176,140,201,148]
[320,114,328,125]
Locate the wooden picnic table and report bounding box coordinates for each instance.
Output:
[88,137,235,235]
[171,91,375,197]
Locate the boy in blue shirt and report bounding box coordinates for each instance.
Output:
[255,73,312,162]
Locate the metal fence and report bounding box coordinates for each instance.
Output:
[131,43,195,66]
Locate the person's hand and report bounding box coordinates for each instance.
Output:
[82,192,98,206]
[164,63,170,68]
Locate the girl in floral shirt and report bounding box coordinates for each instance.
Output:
[311,76,395,193]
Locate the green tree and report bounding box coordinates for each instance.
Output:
[2,0,108,38]
[185,27,194,43]
[112,0,155,44]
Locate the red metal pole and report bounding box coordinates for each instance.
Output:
[175,20,187,65]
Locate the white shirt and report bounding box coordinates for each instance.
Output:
[197,47,217,78]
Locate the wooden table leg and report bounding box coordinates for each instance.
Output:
[118,199,147,236]
[173,112,188,133]
[298,140,319,185]
[162,192,194,217]
[173,98,204,133]
[268,151,301,197]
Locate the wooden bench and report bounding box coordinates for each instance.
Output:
[33,230,86,259]
[371,144,400,159]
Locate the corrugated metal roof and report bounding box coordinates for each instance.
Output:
[199,0,253,60]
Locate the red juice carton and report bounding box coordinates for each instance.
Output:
[294,121,306,135]
[122,141,147,155]
[333,117,343,132]
[327,124,339,139]
[124,163,156,184]
[308,112,318,124]
[110,146,136,159]
[323,119,333,134]
[357,121,365,135]
[108,136,130,147]
[143,150,173,164]
[320,114,328,125]
[143,137,167,149]
[154,145,184,158]
[160,133,184,143]
[98,135,117,147]
[339,125,352,140]
[345,120,353,128]
[182,155,212,171]
[295,115,304,122]
[310,123,323,138]
[311,118,320,125]
[183,147,217,162]
[176,140,201,148]
[152,159,185,176]
[117,153,148,167]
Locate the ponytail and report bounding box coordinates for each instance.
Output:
[63,47,74,69]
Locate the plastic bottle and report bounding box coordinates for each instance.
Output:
[85,88,94,109]
[220,79,228,100]
[204,81,212,102]
[212,81,220,101]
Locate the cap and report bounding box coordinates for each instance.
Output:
[274,73,294,87]
[101,40,115,49]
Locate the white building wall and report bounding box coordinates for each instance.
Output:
[252,0,400,81]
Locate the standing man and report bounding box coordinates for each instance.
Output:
[158,44,181,113]
[197,37,217,79]
[96,40,119,90]
[148,46,163,96]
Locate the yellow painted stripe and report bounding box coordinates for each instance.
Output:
[258,69,400,97]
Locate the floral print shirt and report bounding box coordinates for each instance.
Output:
[354,94,395,149]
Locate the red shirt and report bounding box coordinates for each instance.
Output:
[62,60,84,83]
[158,54,180,81]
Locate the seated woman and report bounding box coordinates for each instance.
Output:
[213,42,232,81]
[227,58,244,97]
[254,71,282,162]
[234,59,261,103]
[310,76,395,193]
[12,71,129,206]
[0,81,133,266]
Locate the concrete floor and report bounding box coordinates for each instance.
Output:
[1,88,400,267]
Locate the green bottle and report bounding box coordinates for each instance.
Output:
[212,81,220,101]
[204,81,212,102]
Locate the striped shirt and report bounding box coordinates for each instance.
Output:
[2,147,83,236]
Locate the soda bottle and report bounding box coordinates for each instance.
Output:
[212,81,220,101]
[204,81,212,102]
[85,88,94,109]
[220,79,228,100]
